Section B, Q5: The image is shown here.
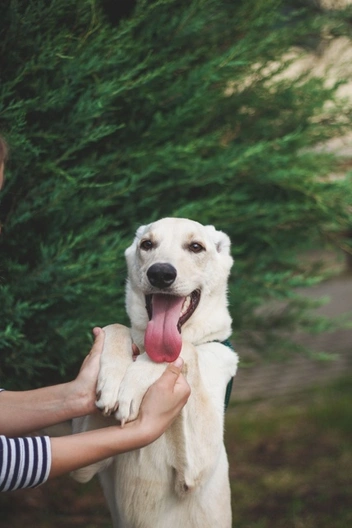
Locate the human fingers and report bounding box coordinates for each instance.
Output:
[132,343,140,361]
[161,357,184,380]
[159,358,191,400]
[69,328,105,416]
[92,327,105,350]
[78,327,105,374]
[87,327,105,359]
[137,358,190,438]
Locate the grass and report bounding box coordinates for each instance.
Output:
[225,377,352,528]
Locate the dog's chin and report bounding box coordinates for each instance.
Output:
[145,289,201,332]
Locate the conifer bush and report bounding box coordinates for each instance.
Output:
[0,0,351,388]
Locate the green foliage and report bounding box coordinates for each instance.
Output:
[1,0,352,387]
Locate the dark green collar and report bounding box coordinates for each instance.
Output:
[221,339,235,412]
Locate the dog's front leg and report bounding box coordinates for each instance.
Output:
[71,413,115,483]
[166,341,229,498]
[115,353,167,425]
[95,323,134,417]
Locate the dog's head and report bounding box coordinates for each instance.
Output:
[125,217,233,362]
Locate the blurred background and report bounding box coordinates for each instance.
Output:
[0,0,351,526]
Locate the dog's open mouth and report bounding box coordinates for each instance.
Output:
[144,290,200,363]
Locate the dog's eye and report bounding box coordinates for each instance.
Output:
[140,239,154,251]
[189,242,205,253]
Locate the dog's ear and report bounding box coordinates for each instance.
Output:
[205,225,231,255]
[125,224,148,259]
[134,224,148,240]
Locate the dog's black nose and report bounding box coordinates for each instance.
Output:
[147,263,177,289]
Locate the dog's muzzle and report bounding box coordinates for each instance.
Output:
[143,262,201,363]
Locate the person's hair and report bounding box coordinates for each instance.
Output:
[0,136,8,165]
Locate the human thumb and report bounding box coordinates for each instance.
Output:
[90,327,105,355]
[92,326,102,338]
[172,357,184,369]
[161,357,184,379]
[167,357,190,401]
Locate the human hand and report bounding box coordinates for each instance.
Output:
[136,358,191,440]
[69,327,105,416]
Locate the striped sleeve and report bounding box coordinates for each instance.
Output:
[0,435,52,491]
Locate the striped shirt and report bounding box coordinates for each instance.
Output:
[0,435,51,491]
[0,390,52,491]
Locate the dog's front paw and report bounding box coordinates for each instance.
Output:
[115,385,144,425]
[96,373,121,417]
[95,324,134,416]
[114,356,166,425]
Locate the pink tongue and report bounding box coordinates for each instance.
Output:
[144,295,184,362]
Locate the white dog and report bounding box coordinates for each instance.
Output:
[72,217,238,528]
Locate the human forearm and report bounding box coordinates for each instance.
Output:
[0,380,94,436]
[49,421,155,478]
[0,422,154,491]
[0,328,104,436]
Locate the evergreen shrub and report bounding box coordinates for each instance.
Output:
[0,0,351,388]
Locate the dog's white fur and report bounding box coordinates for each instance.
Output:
[72,217,238,528]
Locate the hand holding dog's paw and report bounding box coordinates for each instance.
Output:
[136,357,190,436]
[114,385,144,425]
[94,324,134,416]
[114,356,166,425]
